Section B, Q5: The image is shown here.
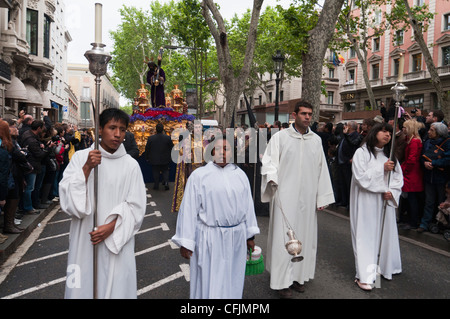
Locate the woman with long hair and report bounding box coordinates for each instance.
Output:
[400,120,425,229]
[0,119,23,238]
[350,122,404,291]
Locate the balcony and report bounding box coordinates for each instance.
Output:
[320,103,342,112]
[404,70,426,81]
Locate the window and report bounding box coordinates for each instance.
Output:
[345,102,356,112]
[395,30,404,46]
[268,92,272,103]
[44,15,51,58]
[415,0,424,6]
[349,47,356,58]
[442,46,450,66]
[393,57,400,75]
[280,90,284,102]
[328,68,335,78]
[372,63,380,80]
[348,69,355,83]
[327,91,334,105]
[26,9,38,55]
[444,13,450,31]
[412,53,422,71]
[373,37,380,52]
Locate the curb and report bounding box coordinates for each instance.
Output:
[0,202,57,266]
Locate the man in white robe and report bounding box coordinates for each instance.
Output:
[350,124,403,290]
[59,108,146,299]
[171,137,260,299]
[261,100,335,298]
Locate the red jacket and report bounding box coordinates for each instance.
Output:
[401,137,423,192]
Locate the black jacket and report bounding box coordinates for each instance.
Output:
[145,132,174,165]
[21,130,47,174]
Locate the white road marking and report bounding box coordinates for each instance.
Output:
[137,264,190,296]
[0,206,59,286]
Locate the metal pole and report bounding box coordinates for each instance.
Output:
[275,75,280,122]
[376,81,407,287]
[84,43,111,299]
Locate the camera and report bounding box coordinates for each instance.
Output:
[52,135,61,142]
[411,108,417,114]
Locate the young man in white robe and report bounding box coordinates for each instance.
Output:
[350,122,403,291]
[261,100,335,299]
[171,136,260,299]
[59,108,146,299]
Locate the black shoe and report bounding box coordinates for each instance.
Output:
[277,288,294,299]
[24,209,40,215]
[289,281,305,293]
[164,184,169,191]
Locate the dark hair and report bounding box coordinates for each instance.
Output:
[363,122,397,166]
[99,108,129,128]
[325,122,333,133]
[31,120,44,131]
[432,109,445,122]
[294,100,313,113]
[156,123,164,133]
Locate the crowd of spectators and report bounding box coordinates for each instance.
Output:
[0,110,94,243]
[312,106,449,235]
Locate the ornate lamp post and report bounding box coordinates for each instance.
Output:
[83,3,112,299]
[272,50,285,122]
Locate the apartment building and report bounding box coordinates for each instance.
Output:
[67,63,120,129]
[233,54,344,127]
[340,0,450,122]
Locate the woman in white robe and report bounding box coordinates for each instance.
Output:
[350,122,403,291]
[171,137,260,299]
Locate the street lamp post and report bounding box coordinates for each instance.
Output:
[272,50,285,122]
[83,3,112,299]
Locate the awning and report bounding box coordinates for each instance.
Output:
[40,91,51,109]
[51,101,60,109]
[5,76,27,100]
[24,82,43,106]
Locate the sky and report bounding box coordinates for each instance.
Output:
[66,0,293,64]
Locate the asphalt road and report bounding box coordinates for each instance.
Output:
[0,181,448,302]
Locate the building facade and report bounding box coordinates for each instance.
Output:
[48,0,72,124]
[67,63,120,129]
[0,0,55,120]
[340,0,450,122]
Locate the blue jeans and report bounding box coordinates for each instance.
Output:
[420,181,445,230]
[23,173,37,211]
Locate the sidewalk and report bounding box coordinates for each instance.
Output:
[0,200,448,266]
[0,201,59,266]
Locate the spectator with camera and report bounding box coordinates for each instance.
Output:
[20,120,47,215]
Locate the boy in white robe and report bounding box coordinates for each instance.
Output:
[59,108,146,299]
[261,100,335,299]
[350,122,403,291]
[172,136,260,299]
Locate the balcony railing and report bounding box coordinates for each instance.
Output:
[320,103,343,112]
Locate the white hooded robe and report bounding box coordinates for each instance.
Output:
[350,145,403,284]
[171,162,260,299]
[261,125,335,290]
[59,144,146,299]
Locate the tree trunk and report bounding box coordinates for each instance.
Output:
[301,0,346,122]
[201,0,263,128]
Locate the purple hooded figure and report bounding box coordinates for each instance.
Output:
[146,61,166,108]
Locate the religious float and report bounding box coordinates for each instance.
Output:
[129,83,195,156]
